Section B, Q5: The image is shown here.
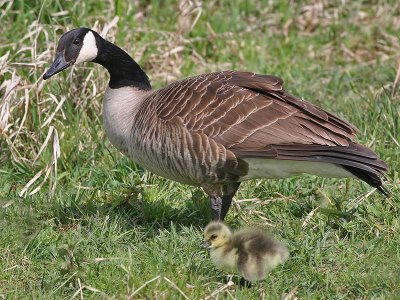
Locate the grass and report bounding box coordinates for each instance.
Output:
[1,0,400,298]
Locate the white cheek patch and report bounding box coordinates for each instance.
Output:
[75,31,98,64]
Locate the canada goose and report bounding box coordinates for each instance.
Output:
[202,221,289,283]
[43,28,389,220]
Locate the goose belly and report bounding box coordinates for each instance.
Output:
[128,119,231,185]
[127,136,202,185]
[239,158,354,181]
[127,149,194,184]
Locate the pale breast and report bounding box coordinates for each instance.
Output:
[210,247,238,272]
[102,86,151,156]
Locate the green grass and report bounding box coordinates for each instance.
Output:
[1,0,400,299]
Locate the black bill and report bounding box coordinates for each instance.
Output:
[200,240,211,249]
[43,53,73,80]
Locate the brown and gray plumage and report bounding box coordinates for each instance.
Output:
[43,28,389,220]
[202,221,289,282]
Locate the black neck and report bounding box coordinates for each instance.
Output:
[93,38,151,90]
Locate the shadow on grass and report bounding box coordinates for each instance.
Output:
[50,189,212,233]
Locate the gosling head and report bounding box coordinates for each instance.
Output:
[43,28,99,80]
[201,221,232,249]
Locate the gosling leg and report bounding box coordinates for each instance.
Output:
[239,277,252,288]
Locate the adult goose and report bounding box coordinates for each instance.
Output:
[43,28,388,220]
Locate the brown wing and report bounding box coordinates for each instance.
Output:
[155,70,356,149]
[153,71,388,193]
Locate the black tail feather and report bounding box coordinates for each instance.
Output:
[342,165,389,197]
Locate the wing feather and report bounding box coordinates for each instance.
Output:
[147,70,387,191]
[154,71,355,150]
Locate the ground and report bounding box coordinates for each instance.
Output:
[0,0,399,299]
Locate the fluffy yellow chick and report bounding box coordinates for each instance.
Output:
[202,221,289,282]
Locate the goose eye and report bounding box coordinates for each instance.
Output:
[73,38,80,45]
[210,234,217,240]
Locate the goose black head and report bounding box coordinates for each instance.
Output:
[43,28,99,80]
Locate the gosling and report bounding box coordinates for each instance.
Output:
[202,221,289,283]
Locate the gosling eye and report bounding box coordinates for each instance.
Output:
[210,234,217,240]
[73,38,81,45]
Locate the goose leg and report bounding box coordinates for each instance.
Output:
[210,196,222,220]
[220,182,241,221]
[203,182,241,220]
[202,184,223,220]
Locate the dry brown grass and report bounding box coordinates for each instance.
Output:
[0,0,212,197]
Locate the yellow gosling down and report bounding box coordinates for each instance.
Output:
[202,221,289,283]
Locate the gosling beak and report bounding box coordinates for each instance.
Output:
[200,240,211,249]
[43,53,73,80]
